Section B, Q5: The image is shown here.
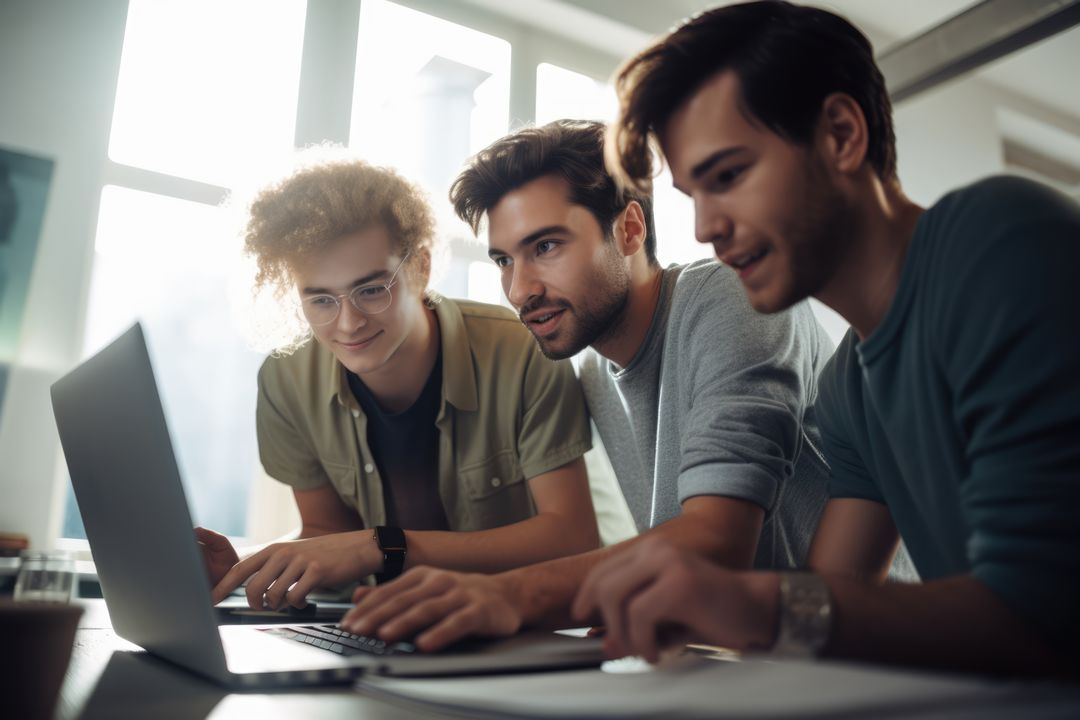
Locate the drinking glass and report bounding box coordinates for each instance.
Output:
[13,551,77,603]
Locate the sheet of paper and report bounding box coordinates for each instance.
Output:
[355,655,1072,719]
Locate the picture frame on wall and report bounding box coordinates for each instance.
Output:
[0,146,55,414]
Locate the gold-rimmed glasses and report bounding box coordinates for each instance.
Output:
[300,252,411,326]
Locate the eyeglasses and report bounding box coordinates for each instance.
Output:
[300,252,411,326]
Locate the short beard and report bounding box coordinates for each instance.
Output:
[523,245,631,360]
[773,159,853,312]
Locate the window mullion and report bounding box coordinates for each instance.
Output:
[294,0,364,147]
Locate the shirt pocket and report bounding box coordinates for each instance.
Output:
[458,450,534,528]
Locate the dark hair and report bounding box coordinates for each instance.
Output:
[609,0,896,190]
[450,119,658,265]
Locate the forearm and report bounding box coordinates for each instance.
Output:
[819,574,1064,675]
[505,506,762,629]
[405,511,599,575]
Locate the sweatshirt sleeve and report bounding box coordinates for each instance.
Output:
[674,265,829,514]
[935,177,1080,654]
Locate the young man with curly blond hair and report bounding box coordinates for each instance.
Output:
[196,155,600,611]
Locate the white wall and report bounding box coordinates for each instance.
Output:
[894,78,1006,207]
[0,0,129,550]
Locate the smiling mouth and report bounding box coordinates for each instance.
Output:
[729,248,768,269]
[339,332,381,349]
[526,308,566,335]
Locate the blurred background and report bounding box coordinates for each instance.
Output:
[1,0,1077,555]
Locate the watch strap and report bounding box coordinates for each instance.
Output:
[372,525,407,584]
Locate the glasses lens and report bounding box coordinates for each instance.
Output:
[302,296,340,326]
[350,285,392,314]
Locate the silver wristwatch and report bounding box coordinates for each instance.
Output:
[770,572,832,658]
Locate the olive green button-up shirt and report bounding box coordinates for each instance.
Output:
[255,296,592,531]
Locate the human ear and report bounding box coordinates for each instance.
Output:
[819,93,868,176]
[613,201,648,258]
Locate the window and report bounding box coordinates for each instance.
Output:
[62,188,263,538]
[63,0,518,541]
[535,62,704,267]
[63,0,308,540]
[350,0,512,303]
[108,0,307,189]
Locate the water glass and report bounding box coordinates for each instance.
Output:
[13,550,77,603]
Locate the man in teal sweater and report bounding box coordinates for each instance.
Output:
[583,1,1079,675]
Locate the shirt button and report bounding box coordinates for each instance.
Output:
[490,477,502,488]
[351,409,360,418]
[364,463,375,473]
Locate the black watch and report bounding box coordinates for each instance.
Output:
[372,526,407,584]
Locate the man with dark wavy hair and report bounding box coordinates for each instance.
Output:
[582,0,1080,675]
[340,117,836,651]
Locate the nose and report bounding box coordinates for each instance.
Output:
[336,296,368,332]
[505,261,543,310]
[694,196,733,252]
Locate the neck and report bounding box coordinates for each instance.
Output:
[815,179,924,341]
[358,305,440,414]
[593,257,664,368]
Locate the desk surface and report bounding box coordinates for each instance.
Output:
[59,599,1080,720]
[60,600,440,720]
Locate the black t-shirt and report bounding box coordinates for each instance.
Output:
[347,353,449,531]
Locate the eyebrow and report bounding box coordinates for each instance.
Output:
[487,225,570,260]
[301,269,390,295]
[690,147,748,181]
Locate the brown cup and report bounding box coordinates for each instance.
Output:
[0,599,84,720]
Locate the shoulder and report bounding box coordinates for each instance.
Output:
[577,348,608,392]
[453,297,520,324]
[923,175,1079,257]
[814,328,864,448]
[441,297,531,345]
[934,175,1076,219]
[255,339,337,422]
[258,338,321,391]
[438,296,574,383]
[669,259,822,359]
[916,177,1080,321]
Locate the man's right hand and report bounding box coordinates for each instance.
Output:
[339,567,524,652]
[194,527,240,589]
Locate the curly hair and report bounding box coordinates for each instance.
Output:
[245,155,437,295]
[238,151,439,353]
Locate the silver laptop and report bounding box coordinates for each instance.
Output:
[51,323,604,688]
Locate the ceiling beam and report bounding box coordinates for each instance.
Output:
[879,0,1080,104]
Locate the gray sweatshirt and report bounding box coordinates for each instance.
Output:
[579,260,833,569]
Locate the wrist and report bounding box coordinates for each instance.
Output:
[358,530,384,573]
[745,572,782,651]
[769,571,833,658]
[372,526,407,584]
[495,569,532,623]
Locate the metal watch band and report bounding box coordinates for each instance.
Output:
[372,525,407,584]
[771,571,832,658]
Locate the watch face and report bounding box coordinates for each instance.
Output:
[375,526,406,551]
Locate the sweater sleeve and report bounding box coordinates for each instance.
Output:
[936,177,1080,653]
[674,265,828,514]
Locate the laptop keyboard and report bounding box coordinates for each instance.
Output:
[261,624,418,657]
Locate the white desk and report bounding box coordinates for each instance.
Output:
[58,600,1080,720]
